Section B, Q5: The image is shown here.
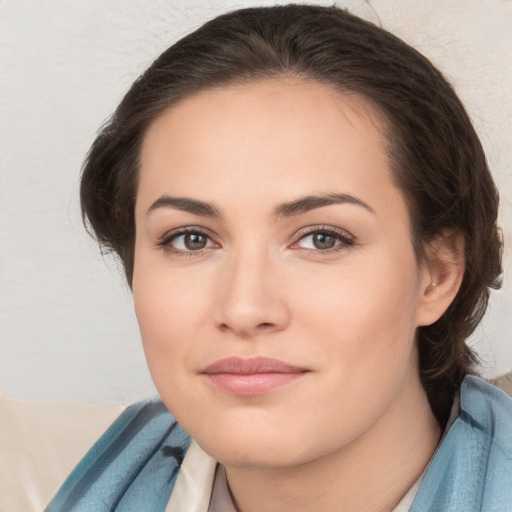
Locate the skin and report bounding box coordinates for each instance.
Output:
[133,79,464,511]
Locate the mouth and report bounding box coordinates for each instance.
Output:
[201,357,309,396]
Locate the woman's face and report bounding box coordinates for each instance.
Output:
[133,79,435,468]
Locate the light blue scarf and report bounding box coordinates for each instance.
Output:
[45,400,191,511]
[46,376,512,511]
[411,376,512,511]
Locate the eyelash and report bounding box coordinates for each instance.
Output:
[156,227,217,256]
[292,225,355,254]
[156,225,355,256]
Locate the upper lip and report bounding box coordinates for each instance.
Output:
[202,357,308,374]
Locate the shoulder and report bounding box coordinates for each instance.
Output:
[46,397,192,511]
[411,375,512,512]
[460,374,512,445]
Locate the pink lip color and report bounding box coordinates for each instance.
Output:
[202,357,308,396]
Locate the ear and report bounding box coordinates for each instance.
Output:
[416,230,465,327]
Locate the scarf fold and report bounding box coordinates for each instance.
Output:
[410,376,512,511]
[45,399,191,511]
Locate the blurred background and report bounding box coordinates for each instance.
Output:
[1,0,511,405]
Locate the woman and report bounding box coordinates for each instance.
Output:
[46,4,511,511]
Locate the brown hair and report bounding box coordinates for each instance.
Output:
[81,4,502,426]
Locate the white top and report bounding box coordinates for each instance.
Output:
[165,440,424,512]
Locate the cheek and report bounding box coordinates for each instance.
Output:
[292,250,422,367]
[132,261,208,381]
[133,282,203,421]
[289,260,422,434]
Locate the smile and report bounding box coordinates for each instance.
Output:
[201,357,309,396]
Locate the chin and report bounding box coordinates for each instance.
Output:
[203,438,308,469]
[190,417,332,470]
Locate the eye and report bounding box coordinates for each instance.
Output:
[158,228,218,254]
[293,227,355,252]
[300,232,338,250]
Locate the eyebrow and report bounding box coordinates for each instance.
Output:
[146,192,373,218]
[273,193,374,218]
[147,196,222,217]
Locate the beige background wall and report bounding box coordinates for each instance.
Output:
[1,0,511,404]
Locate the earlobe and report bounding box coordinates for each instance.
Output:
[417,231,465,327]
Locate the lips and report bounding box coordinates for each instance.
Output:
[201,357,309,396]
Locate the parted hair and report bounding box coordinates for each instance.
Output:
[81,4,502,426]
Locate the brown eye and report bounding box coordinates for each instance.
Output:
[184,233,208,250]
[312,233,336,250]
[160,229,217,254]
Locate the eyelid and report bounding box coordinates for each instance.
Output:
[290,225,356,251]
[156,226,220,254]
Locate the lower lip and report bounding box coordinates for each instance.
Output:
[204,372,306,396]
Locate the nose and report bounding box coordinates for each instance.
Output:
[215,247,290,339]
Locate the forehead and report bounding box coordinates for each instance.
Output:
[137,79,401,217]
[142,78,389,153]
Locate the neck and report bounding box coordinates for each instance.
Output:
[224,373,441,512]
